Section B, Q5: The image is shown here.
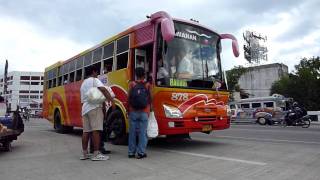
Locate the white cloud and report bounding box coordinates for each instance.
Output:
[0,16,91,72]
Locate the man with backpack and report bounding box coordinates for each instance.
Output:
[128,67,152,159]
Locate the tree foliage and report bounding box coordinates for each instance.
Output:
[226,66,247,92]
[270,57,320,110]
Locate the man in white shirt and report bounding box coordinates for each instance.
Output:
[80,66,115,161]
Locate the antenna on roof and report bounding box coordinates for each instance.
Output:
[190,18,199,23]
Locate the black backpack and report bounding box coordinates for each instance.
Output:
[128,82,150,110]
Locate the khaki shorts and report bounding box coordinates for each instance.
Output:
[82,107,103,133]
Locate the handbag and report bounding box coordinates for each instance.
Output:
[147,111,158,138]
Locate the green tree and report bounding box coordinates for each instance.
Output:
[226,65,247,92]
[271,57,320,110]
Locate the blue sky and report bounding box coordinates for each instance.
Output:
[0,0,319,73]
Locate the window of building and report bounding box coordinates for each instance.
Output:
[30,95,39,99]
[19,95,29,99]
[31,76,40,80]
[20,76,30,80]
[19,90,29,93]
[41,76,44,80]
[30,91,39,93]
[31,82,40,85]
[20,81,30,85]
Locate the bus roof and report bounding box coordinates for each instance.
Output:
[45,12,221,71]
[232,94,288,104]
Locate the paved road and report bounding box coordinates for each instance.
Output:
[1,119,319,180]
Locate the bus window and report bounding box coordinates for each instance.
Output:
[103,43,114,59]
[69,72,75,82]
[75,69,82,81]
[252,102,261,108]
[58,76,62,86]
[116,52,128,70]
[84,52,92,67]
[103,58,113,73]
[93,47,102,63]
[76,57,83,69]
[92,62,101,75]
[52,79,56,88]
[240,103,250,109]
[63,74,68,84]
[263,102,274,108]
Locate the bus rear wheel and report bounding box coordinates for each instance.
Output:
[105,109,127,145]
[54,110,73,134]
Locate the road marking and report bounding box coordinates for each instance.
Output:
[166,150,267,166]
[216,135,320,145]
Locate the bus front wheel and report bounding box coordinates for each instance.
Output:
[105,109,127,145]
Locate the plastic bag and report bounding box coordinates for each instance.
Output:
[147,111,158,138]
[86,87,106,104]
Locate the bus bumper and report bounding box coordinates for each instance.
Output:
[157,116,230,135]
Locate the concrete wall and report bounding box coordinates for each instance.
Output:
[238,63,288,98]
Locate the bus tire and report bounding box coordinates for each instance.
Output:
[257,117,267,125]
[105,109,127,145]
[54,110,73,134]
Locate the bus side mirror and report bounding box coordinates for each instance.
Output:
[150,11,175,42]
[220,34,240,57]
[161,18,175,41]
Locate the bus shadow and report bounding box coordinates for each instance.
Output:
[148,137,227,150]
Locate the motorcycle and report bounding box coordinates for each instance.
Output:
[281,109,311,128]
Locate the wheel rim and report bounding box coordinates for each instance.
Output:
[259,118,266,125]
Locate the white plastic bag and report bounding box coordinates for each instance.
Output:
[86,87,106,104]
[147,111,158,138]
[86,86,115,104]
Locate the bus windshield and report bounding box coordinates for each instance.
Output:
[157,22,221,89]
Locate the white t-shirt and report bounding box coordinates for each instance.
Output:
[80,77,104,116]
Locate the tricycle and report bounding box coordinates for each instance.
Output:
[0,111,24,151]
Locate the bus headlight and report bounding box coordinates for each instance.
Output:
[163,105,182,118]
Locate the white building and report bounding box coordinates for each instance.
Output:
[238,63,288,98]
[0,71,44,114]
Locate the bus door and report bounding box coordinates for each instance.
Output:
[134,49,147,80]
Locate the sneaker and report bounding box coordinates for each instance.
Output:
[91,153,110,161]
[100,148,111,154]
[80,153,90,160]
[136,153,147,159]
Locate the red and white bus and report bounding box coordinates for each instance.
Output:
[43,11,239,144]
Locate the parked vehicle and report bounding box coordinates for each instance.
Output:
[229,94,291,125]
